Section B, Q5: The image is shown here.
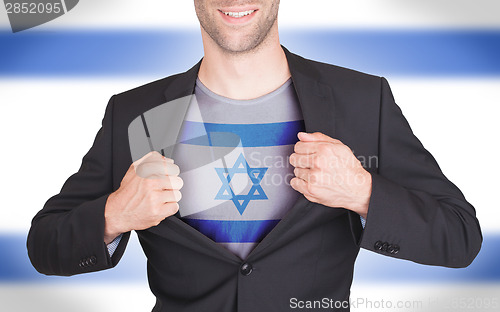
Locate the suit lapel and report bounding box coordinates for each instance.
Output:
[162,60,201,103]
[154,47,338,261]
[128,61,202,162]
[160,61,202,158]
[246,47,338,259]
[283,46,336,136]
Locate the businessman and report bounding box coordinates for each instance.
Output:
[27,1,482,311]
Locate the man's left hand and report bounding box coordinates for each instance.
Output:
[289,132,372,219]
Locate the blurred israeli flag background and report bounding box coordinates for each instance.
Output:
[1,0,499,311]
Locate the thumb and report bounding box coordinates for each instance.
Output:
[298,132,340,143]
[134,151,173,167]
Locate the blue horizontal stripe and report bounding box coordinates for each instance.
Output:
[181,219,280,243]
[178,120,305,147]
[2,233,500,283]
[0,30,499,76]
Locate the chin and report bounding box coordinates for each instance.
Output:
[220,36,262,54]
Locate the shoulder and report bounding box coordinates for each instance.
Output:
[107,69,194,127]
[287,50,383,92]
[113,73,183,105]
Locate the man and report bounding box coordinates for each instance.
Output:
[27,1,482,311]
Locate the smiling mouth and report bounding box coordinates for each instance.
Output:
[219,9,257,18]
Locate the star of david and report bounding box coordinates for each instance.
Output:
[214,153,268,215]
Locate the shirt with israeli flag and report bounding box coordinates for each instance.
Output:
[106,77,366,258]
[170,77,305,260]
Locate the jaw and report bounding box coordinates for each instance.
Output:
[202,19,279,57]
[197,1,280,55]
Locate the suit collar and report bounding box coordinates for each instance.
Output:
[163,59,202,103]
[282,46,336,137]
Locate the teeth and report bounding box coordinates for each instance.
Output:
[222,10,255,18]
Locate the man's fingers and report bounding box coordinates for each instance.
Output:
[289,153,316,168]
[158,190,182,203]
[162,202,180,216]
[134,151,174,167]
[290,177,317,201]
[134,151,160,166]
[125,151,159,177]
[136,162,178,178]
[290,176,306,192]
[136,162,180,178]
[294,139,344,155]
[297,131,342,144]
[294,141,325,155]
[290,177,313,199]
[293,167,310,182]
[165,163,180,176]
[293,141,316,154]
[160,176,184,190]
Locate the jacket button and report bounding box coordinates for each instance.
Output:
[89,256,97,266]
[381,242,389,252]
[393,245,400,254]
[374,241,383,250]
[240,263,253,276]
[79,259,87,268]
[387,244,395,254]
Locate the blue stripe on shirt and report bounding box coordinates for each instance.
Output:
[182,219,281,243]
[178,120,305,147]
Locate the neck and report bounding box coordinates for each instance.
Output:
[198,25,291,100]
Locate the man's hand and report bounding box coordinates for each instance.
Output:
[289,132,371,219]
[103,151,183,244]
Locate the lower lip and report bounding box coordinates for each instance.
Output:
[218,10,258,24]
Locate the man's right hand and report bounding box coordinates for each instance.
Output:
[103,151,183,244]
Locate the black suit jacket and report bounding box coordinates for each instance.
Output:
[27,46,482,311]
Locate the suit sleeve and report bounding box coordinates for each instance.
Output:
[354,77,482,268]
[27,96,131,276]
